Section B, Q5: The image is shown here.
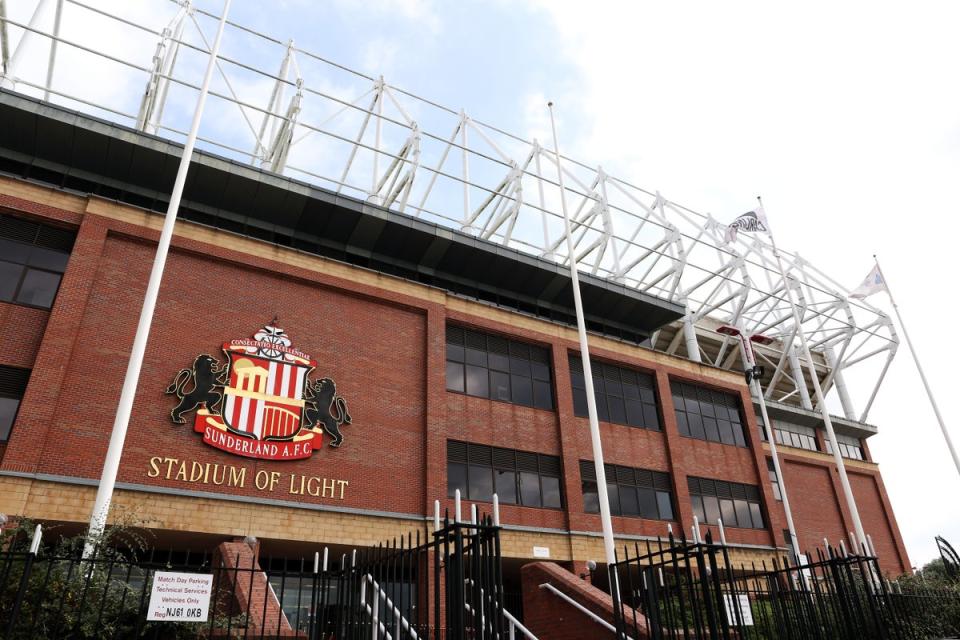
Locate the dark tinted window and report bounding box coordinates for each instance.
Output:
[688,476,765,529]
[0,366,30,441]
[671,381,746,447]
[570,355,660,431]
[0,214,74,310]
[580,460,674,521]
[447,440,563,509]
[446,326,553,410]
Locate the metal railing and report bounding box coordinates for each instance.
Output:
[605,531,960,640]
[0,513,522,640]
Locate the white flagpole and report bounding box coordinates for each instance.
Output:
[547,103,617,570]
[759,196,868,550]
[85,0,233,548]
[873,255,960,479]
[740,333,803,563]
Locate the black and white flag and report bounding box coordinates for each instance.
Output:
[723,206,769,244]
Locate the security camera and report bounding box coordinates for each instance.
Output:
[586,560,597,572]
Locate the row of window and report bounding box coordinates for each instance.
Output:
[0,214,74,310]
[446,441,764,530]
[825,434,866,461]
[446,327,748,449]
[758,416,865,460]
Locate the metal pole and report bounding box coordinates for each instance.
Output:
[84,0,233,548]
[739,331,803,563]
[873,255,960,479]
[547,102,617,569]
[42,0,62,101]
[0,0,9,75]
[760,196,867,549]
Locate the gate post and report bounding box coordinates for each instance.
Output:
[4,524,42,636]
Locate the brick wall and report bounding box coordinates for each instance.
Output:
[0,177,910,577]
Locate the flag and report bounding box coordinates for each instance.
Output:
[849,265,886,300]
[723,206,769,244]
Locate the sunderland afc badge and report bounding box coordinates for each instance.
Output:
[165,323,351,460]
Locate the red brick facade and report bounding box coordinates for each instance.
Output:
[0,181,910,576]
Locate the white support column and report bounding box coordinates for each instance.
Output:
[0,0,10,75]
[85,0,233,549]
[41,0,62,101]
[826,346,856,420]
[460,110,471,226]
[0,0,55,89]
[787,345,813,409]
[682,306,702,363]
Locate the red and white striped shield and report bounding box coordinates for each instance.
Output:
[221,351,311,440]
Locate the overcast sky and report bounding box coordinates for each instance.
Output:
[6,0,959,567]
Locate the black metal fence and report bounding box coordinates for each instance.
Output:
[0,514,508,640]
[607,532,960,640]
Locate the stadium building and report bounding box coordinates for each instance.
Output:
[0,2,912,632]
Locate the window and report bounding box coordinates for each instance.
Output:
[447,440,563,509]
[580,460,674,521]
[0,214,74,310]
[446,326,553,410]
[0,366,30,441]
[688,476,765,529]
[825,434,865,460]
[767,458,782,501]
[569,356,660,431]
[670,381,746,447]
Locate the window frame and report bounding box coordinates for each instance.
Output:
[445,326,554,411]
[0,215,74,311]
[580,460,675,522]
[688,476,766,530]
[670,381,748,448]
[447,440,564,510]
[824,435,865,461]
[569,355,662,431]
[0,366,30,442]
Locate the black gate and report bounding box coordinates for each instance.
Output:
[0,514,507,639]
[607,531,960,640]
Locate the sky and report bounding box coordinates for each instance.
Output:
[4,0,959,567]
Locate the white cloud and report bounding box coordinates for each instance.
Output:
[531,0,960,566]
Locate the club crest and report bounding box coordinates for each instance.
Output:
[165,323,351,460]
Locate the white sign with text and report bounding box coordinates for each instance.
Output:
[146,571,214,622]
[723,594,754,626]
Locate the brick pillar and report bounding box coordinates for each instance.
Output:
[1,214,109,475]
[212,540,299,636]
[654,370,692,540]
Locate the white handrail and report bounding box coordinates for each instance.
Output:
[539,582,618,634]
[360,574,419,640]
[462,577,538,639]
[503,606,538,639]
